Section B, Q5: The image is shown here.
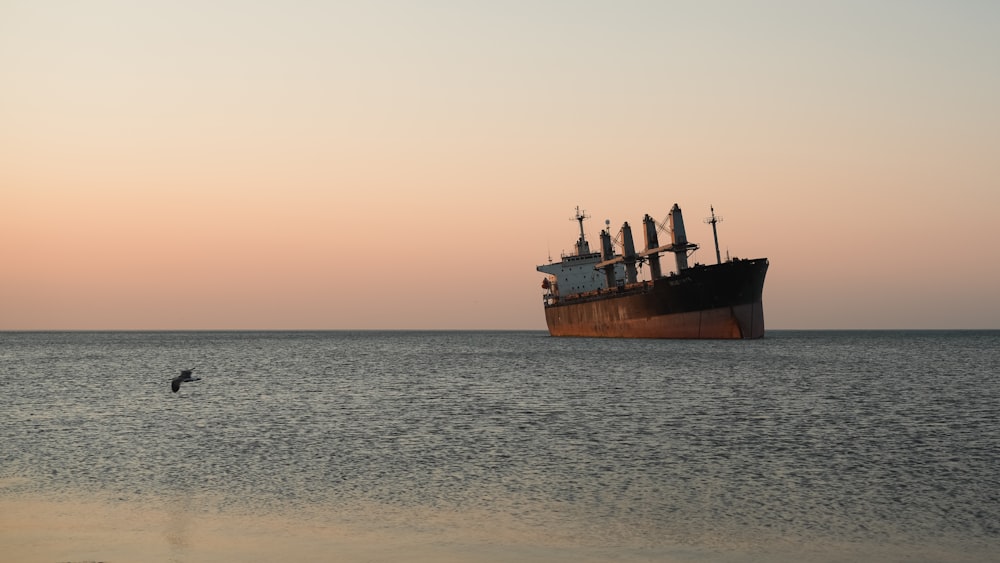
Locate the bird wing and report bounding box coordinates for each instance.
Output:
[171,378,181,392]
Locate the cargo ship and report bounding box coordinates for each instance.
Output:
[537,204,768,339]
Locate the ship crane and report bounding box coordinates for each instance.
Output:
[597,205,702,279]
[594,220,639,285]
[637,204,699,273]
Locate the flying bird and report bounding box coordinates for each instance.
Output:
[171,368,201,392]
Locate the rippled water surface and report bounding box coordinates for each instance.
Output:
[2,330,998,562]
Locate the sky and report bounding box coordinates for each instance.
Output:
[2,0,998,330]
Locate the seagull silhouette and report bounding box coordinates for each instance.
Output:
[171,368,201,392]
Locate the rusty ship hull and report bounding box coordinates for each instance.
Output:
[537,204,768,339]
[542,258,768,339]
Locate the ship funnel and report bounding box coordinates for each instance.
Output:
[642,214,662,279]
[600,228,617,288]
[621,222,638,284]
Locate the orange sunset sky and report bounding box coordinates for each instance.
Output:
[3,1,998,330]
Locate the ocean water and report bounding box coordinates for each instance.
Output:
[1,330,998,563]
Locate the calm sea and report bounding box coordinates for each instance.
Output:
[1,330,998,562]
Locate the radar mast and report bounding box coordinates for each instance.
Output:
[571,206,591,255]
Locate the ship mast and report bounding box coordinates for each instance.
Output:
[571,206,591,255]
[705,205,723,264]
[705,205,722,264]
